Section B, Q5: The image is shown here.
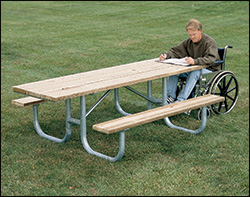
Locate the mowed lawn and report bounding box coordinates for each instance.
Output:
[1,1,249,196]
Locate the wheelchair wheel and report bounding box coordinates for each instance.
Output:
[208,71,239,114]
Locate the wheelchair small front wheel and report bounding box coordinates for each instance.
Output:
[209,71,239,114]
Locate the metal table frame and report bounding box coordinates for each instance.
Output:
[32,77,207,162]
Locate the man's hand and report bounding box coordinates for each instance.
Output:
[185,57,195,65]
[159,53,167,61]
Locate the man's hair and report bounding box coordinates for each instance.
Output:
[186,19,202,31]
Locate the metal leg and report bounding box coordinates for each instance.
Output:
[164,107,207,135]
[80,95,126,162]
[147,81,152,109]
[162,77,168,105]
[114,88,131,116]
[115,82,156,116]
[32,99,72,143]
[66,90,113,126]
[162,77,207,134]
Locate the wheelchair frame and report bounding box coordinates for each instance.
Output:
[177,45,239,119]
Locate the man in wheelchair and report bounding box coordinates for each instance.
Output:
[159,19,220,104]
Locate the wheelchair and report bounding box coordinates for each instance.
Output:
[176,45,239,119]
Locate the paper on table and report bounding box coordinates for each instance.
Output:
[156,57,190,66]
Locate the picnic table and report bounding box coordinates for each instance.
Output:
[12,58,224,162]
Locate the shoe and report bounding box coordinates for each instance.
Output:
[184,110,191,115]
[167,96,175,104]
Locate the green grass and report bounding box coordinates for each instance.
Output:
[1,1,249,196]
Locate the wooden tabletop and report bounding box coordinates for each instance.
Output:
[12,58,208,102]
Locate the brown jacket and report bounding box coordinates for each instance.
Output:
[165,33,220,71]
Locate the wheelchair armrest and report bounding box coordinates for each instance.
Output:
[213,60,224,65]
[209,60,224,67]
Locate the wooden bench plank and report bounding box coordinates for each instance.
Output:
[93,95,225,134]
[12,97,45,107]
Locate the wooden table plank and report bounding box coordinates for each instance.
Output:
[12,58,208,101]
[43,64,207,101]
[12,59,162,94]
[12,59,163,94]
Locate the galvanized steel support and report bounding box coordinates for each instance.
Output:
[80,95,125,162]
[147,80,153,109]
[32,99,72,143]
[31,78,209,162]
[162,77,207,134]
[114,88,131,116]
[164,107,207,135]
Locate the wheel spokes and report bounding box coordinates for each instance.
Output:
[226,94,235,102]
[225,76,233,90]
[224,98,229,111]
[210,72,239,114]
[227,86,237,94]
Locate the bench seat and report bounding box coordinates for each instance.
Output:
[12,96,45,107]
[93,94,225,134]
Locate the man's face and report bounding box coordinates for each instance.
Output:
[187,29,202,43]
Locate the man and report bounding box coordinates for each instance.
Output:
[160,19,220,104]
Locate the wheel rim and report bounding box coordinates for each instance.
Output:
[209,72,239,114]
